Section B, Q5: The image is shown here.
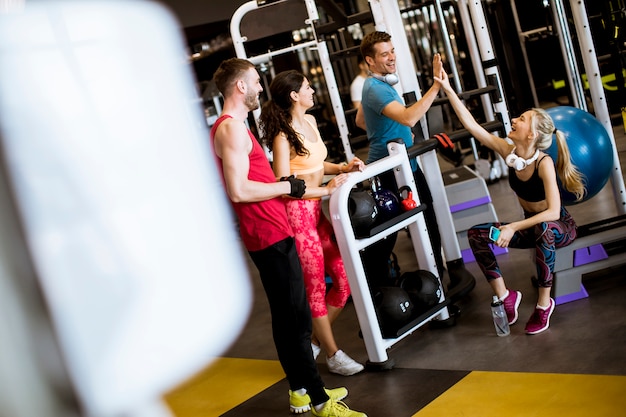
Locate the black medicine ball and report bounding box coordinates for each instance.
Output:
[348,189,378,238]
[399,270,442,312]
[374,286,413,334]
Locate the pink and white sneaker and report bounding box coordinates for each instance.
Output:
[502,290,522,325]
[525,298,555,335]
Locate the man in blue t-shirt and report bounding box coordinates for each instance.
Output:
[356,31,442,165]
[355,31,445,276]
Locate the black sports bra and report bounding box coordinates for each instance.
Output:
[508,155,548,202]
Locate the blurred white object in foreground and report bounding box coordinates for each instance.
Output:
[0,1,251,416]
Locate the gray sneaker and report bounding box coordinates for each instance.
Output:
[326,350,364,376]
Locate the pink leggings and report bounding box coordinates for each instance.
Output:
[285,199,351,318]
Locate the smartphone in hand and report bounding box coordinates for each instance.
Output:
[489,226,501,242]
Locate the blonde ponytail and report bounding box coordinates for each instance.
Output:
[554,130,585,201]
[532,108,586,202]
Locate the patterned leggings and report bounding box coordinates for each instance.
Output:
[467,206,577,288]
[286,199,351,318]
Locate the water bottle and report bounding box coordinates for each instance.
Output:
[491,295,510,336]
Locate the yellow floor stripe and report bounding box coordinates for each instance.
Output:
[164,358,284,417]
[414,371,626,417]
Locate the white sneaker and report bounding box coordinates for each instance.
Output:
[311,343,321,360]
[326,350,364,376]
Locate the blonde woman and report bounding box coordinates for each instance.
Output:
[435,69,585,335]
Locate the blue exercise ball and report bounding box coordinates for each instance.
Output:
[545,106,613,204]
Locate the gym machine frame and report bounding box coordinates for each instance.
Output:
[231,0,358,160]
[512,0,626,302]
[329,141,451,369]
[509,0,626,214]
[365,0,508,290]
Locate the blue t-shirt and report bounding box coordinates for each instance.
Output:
[361,77,413,165]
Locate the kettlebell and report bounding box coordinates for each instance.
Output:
[370,176,400,221]
[398,185,417,211]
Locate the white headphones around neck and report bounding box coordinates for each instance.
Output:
[369,71,399,86]
[505,147,540,171]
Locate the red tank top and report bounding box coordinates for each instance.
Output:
[210,115,292,251]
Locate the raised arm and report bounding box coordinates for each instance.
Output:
[381,53,442,127]
[434,70,511,157]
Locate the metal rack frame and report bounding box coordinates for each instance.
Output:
[329,141,450,368]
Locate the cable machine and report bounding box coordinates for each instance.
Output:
[508,0,625,213]
[231,0,358,161]
[567,0,626,214]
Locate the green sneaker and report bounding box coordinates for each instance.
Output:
[289,387,348,414]
[311,398,367,417]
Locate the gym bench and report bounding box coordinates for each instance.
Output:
[553,214,626,304]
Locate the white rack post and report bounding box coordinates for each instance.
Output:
[568,0,626,214]
[463,0,512,136]
[551,0,588,110]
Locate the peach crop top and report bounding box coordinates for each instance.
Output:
[289,118,328,175]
